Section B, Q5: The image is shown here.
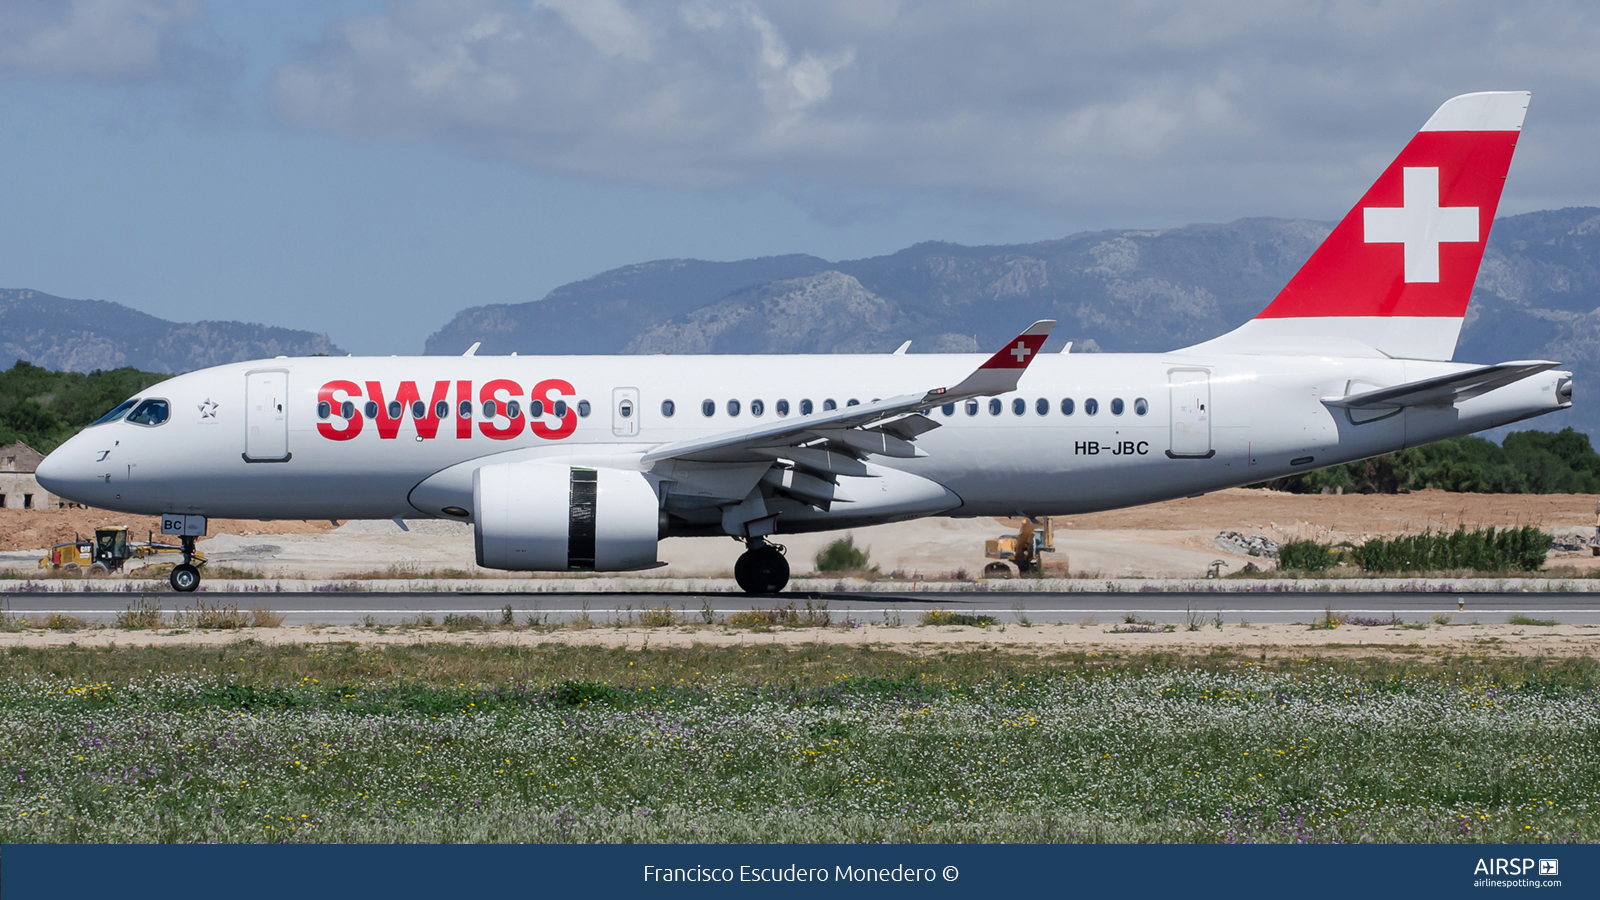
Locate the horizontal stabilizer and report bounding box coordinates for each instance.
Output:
[1323,361,1558,410]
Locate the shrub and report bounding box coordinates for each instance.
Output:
[815,535,872,572]
[116,598,164,630]
[920,608,997,627]
[249,605,285,628]
[1507,614,1558,627]
[550,681,628,707]
[1350,526,1549,573]
[1277,540,1336,571]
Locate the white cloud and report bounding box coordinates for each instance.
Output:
[270,0,1600,221]
[0,0,202,80]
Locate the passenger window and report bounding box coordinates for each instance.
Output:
[619,400,633,418]
[1085,398,1099,416]
[434,400,449,419]
[1135,397,1149,416]
[341,401,356,419]
[942,403,956,416]
[847,399,860,407]
[727,399,741,417]
[90,398,140,426]
[989,398,1002,416]
[412,400,427,419]
[1111,398,1125,416]
[365,401,380,419]
[577,400,590,417]
[966,400,979,416]
[482,400,498,419]
[317,401,331,420]
[1035,398,1048,416]
[751,399,764,417]
[555,400,569,418]
[800,399,814,415]
[506,400,522,419]
[458,400,472,419]
[702,399,715,417]
[776,399,789,417]
[1012,398,1025,416]
[388,401,402,419]
[662,399,675,418]
[1061,398,1075,416]
[823,399,837,411]
[126,399,170,426]
[530,400,545,418]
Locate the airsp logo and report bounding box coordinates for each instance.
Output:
[1474,858,1549,876]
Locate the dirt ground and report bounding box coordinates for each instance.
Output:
[0,508,338,553]
[1046,488,1599,539]
[2,621,1593,658]
[4,489,1598,580]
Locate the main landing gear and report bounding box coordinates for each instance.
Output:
[734,539,789,595]
[170,535,201,593]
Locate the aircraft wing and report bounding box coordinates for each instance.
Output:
[1322,360,1560,410]
[640,320,1054,466]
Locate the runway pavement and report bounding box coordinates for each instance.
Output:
[8,591,1600,626]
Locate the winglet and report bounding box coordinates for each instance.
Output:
[463,342,481,357]
[980,320,1053,369]
[928,320,1055,402]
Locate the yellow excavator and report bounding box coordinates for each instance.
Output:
[984,518,1057,577]
[39,526,206,577]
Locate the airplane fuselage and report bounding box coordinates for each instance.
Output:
[39,350,1570,529]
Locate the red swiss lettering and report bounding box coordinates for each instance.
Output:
[530,378,577,440]
[456,380,472,439]
[365,381,448,440]
[479,379,524,440]
[317,381,363,441]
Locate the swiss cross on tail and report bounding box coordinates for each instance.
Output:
[1216,91,1531,361]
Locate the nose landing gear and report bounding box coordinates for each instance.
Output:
[170,535,201,593]
[734,539,789,595]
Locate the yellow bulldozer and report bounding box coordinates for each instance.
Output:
[984,518,1058,577]
[39,526,206,577]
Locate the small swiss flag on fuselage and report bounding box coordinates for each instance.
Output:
[1257,97,1524,322]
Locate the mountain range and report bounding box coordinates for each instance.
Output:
[0,289,342,374]
[6,207,1598,435]
[427,207,1600,435]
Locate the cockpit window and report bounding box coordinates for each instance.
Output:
[125,399,170,427]
[90,398,140,426]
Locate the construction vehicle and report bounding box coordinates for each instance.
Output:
[39,526,206,578]
[984,518,1058,577]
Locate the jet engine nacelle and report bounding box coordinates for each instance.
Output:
[473,462,661,571]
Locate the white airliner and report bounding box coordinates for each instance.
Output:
[36,91,1570,594]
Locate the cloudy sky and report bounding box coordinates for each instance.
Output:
[2,0,1597,353]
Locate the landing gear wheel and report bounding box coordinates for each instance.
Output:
[734,544,789,595]
[170,564,200,593]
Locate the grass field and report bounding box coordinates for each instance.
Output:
[0,643,1596,844]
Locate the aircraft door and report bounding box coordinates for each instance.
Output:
[244,369,291,462]
[612,387,639,437]
[1167,368,1213,458]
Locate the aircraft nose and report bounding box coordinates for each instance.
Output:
[34,438,97,501]
[34,445,70,494]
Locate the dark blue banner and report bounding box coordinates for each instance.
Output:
[3,844,1592,899]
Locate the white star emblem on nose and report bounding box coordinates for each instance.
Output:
[198,399,218,418]
[1010,341,1033,363]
